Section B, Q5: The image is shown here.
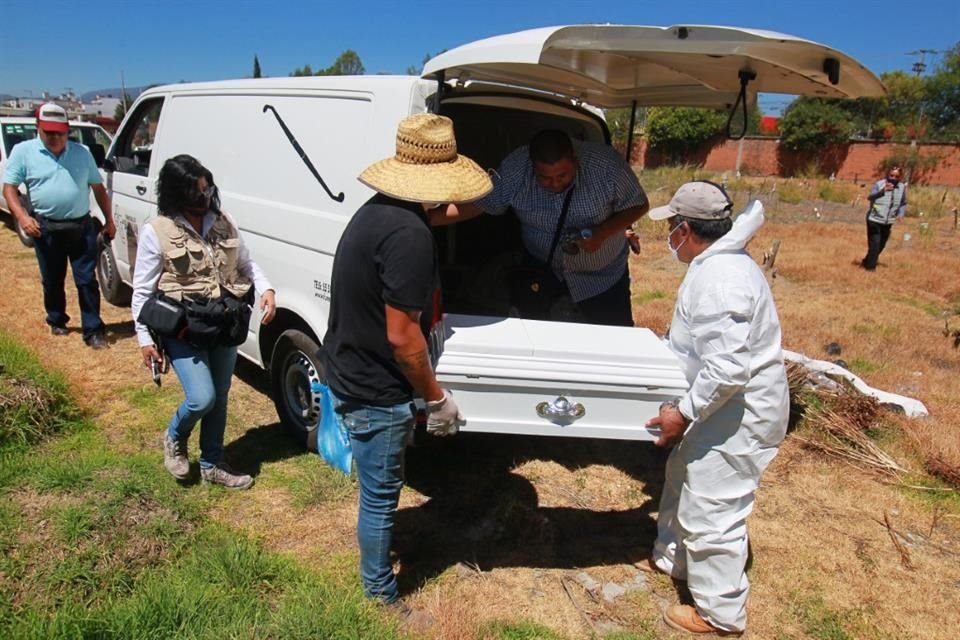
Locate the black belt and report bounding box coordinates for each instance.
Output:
[41,213,90,231]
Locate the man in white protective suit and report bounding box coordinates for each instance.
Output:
[642,181,789,636]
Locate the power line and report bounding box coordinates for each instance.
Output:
[905,49,946,76]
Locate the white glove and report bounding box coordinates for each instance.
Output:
[425,389,464,436]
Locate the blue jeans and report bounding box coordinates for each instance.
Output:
[33,215,103,339]
[164,337,238,470]
[333,393,414,603]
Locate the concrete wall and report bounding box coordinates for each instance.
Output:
[631,138,960,186]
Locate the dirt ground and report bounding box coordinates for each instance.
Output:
[1,199,958,639]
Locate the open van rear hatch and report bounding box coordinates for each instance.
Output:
[423,24,886,108]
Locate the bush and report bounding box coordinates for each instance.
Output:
[645,107,726,161]
[779,98,854,152]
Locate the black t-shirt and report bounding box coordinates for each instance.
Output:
[323,194,438,405]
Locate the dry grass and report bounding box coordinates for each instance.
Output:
[3,183,960,640]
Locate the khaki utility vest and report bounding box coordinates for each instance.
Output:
[150,214,252,302]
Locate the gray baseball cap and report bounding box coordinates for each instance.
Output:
[648,181,732,221]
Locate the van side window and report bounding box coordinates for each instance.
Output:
[110,99,164,176]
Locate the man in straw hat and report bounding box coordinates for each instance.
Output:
[322,113,491,606]
[431,129,648,325]
[641,181,788,636]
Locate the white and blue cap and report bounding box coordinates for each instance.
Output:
[648,180,733,221]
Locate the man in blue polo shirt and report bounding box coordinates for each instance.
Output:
[3,103,115,349]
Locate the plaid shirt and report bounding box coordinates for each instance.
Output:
[478,141,647,302]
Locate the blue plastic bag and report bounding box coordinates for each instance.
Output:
[311,381,353,476]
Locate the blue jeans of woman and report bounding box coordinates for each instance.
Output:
[164,337,238,470]
[333,393,414,603]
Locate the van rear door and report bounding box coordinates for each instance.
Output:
[423,24,885,107]
[415,25,884,442]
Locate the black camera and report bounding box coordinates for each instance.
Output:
[559,228,592,255]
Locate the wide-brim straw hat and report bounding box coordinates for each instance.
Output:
[358,113,492,204]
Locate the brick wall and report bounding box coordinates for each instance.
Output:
[631,138,960,186]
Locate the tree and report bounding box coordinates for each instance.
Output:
[645,107,727,161]
[605,106,646,150]
[317,50,364,76]
[113,93,133,121]
[778,97,854,152]
[924,42,960,142]
[290,50,366,77]
[253,55,262,79]
[289,64,313,77]
[407,51,445,76]
[841,71,925,140]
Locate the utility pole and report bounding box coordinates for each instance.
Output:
[906,49,942,77]
[120,70,128,119]
[903,49,943,144]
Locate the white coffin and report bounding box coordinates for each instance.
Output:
[432,314,689,441]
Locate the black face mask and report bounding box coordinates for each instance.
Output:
[887,177,900,186]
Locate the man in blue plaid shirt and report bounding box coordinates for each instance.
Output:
[432,130,648,325]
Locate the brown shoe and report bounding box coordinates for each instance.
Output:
[663,605,741,636]
[634,556,684,581]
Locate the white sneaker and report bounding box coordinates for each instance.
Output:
[201,465,254,490]
[163,433,189,480]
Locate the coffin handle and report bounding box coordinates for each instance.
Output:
[536,396,585,422]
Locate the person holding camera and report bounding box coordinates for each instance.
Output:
[431,129,648,326]
[861,166,907,271]
[131,155,275,489]
[2,103,115,349]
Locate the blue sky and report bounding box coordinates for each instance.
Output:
[1,0,957,114]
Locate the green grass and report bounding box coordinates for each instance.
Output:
[791,597,852,640]
[851,321,901,340]
[817,181,858,204]
[272,450,356,509]
[777,180,807,205]
[482,620,567,640]
[51,503,97,545]
[0,333,398,640]
[847,357,885,376]
[0,329,83,450]
[892,295,946,318]
[632,290,666,304]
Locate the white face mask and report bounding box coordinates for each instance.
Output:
[666,224,686,262]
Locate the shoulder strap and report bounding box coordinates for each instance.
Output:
[545,186,576,268]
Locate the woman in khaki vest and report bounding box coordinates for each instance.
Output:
[131,155,276,489]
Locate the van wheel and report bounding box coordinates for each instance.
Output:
[14,198,35,248]
[97,238,132,307]
[270,329,324,451]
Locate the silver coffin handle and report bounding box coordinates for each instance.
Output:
[536,396,585,421]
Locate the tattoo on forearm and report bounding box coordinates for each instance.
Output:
[397,349,430,373]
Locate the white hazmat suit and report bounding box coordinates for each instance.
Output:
[652,201,789,633]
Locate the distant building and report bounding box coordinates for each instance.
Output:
[760,115,780,136]
[84,95,121,118]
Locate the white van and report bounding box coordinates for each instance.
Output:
[100,25,883,448]
[0,114,113,246]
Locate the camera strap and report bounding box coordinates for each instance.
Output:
[545,185,576,270]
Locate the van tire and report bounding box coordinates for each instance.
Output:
[97,239,132,307]
[270,329,324,450]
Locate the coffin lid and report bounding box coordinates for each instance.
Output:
[423,24,885,108]
[436,315,689,389]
